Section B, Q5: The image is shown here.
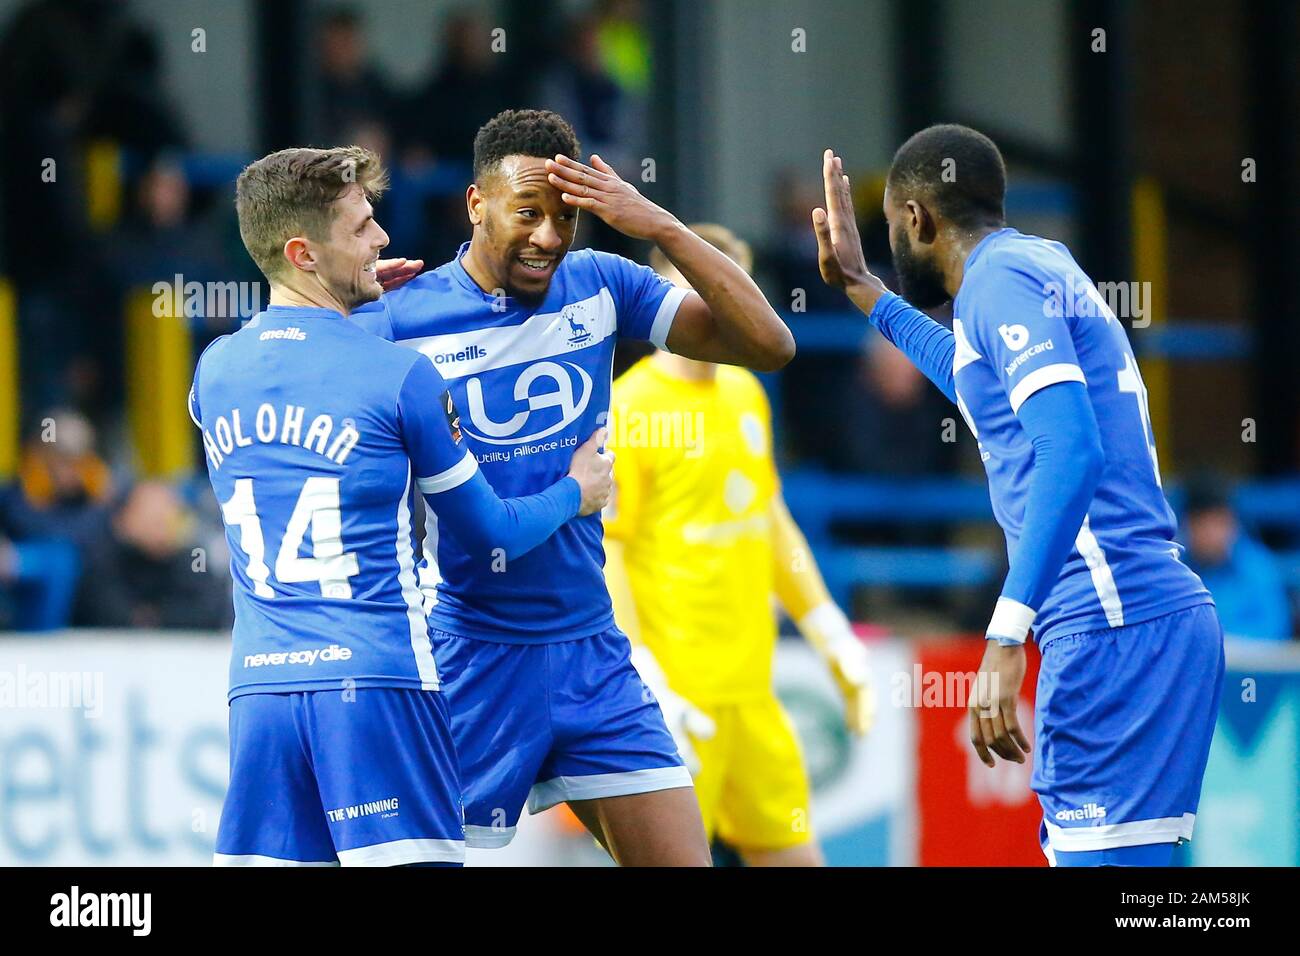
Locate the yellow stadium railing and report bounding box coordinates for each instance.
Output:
[126,287,195,479]
[85,140,124,231]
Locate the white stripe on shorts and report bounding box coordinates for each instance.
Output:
[527,766,693,815]
[1043,812,1195,853]
[464,824,518,849]
[213,853,338,867]
[336,837,465,867]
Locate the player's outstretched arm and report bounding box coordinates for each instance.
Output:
[812,149,957,404]
[546,153,794,372]
[770,496,875,736]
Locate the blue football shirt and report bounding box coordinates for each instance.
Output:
[192,304,480,698]
[951,228,1210,643]
[352,243,686,641]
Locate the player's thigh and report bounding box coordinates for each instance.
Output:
[214,692,338,866]
[741,843,826,867]
[1034,603,1224,858]
[433,630,551,846]
[305,686,464,866]
[717,696,817,854]
[571,787,712,867]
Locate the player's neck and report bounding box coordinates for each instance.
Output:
[460,239,504,298]
[268,279,348,317]
[653,351,717,382]
[943,223,1004,297]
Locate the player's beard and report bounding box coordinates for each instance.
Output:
[482,217,554,307]
[891,235,950,309]
[326,267,380,313]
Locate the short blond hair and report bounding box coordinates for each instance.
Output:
[650,222,753,277]
[235,145,389,281]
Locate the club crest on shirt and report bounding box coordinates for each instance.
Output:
[561,303,594,347]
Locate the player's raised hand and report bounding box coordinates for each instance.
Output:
[568,428,615,516]
[812,149,875,292]
[546,154,677,241]
[968,641,1032,768]
[375,257,425,292]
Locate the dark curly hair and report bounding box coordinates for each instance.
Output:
[472,109,581,181]
[886,124,1006,230]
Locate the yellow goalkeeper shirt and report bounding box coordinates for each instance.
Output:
[605,358,780,703]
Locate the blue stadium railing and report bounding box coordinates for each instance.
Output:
[780,466,1300,606]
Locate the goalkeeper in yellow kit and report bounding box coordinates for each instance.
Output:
[604,224,875,867]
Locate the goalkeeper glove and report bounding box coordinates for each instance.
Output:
[799,603,876,736]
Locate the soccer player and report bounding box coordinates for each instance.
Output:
[603,223,875,867]
[811,125,1224,866]
[193,146,613,866]
[352,109,794,866]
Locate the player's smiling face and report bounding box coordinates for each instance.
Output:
[314,184,389,310]
[467,155,579,304]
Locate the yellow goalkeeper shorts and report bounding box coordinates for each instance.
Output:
[692,695,814,851]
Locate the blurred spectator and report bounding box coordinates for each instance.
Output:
[73,481,230,630]
[104,156,240,351]
[0,409,114,549]
[83,24,188,158]
[0,0,125,275]
[767,169,852,314]
[313,7,398,146]
[540,13,641,170]
[540,12,645,259]
[1182,475,1292,641]
[402,9,510,165]
[593,0,650,96]
[839,329,961,476]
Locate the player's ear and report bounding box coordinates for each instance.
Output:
[466,183,484,226]
[906,200,938,245]
[283,236,317,273]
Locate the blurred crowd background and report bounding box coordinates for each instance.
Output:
[1,0,1297,644]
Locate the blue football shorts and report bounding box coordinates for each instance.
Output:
[431,626,692,848]
[1033,602,1225,865]
[214,687,464,866]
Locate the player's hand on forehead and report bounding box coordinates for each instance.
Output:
[545,153,675,242]
[544,153,620,195]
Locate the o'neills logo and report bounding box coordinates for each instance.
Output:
[260,326,307,341]
[1055,802,1107,821]
[432,345,487,364]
